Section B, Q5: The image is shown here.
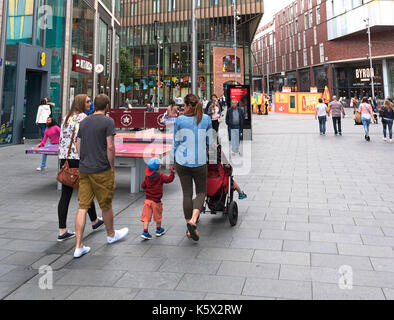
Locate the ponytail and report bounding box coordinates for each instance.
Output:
[184,94,203,125]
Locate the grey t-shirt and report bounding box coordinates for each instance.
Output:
[77,114,116,174]
[232,109,240,126]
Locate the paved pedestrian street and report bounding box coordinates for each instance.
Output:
[0,112,394,300]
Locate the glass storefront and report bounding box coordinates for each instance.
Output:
[70,0,95,98]
[389,60,394,99]
[46,0,66,123]
[335,64,384,100]
[6,0,34,45]
[314,66,328,92]
[299,69,310,92]
[123,17,252,106]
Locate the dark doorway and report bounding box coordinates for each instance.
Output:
[24,71,43,139]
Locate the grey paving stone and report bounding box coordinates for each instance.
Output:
[382,227,394,237]
[310,232,363,244]
[0,252,46,266]
[0,250,14,262]
[309,216,355,226]
[179,235,232,248]
[383,288,394,300]
[280,265,339,283]
[176,274,245,295]
[338,244,394,258]
[114,271,183,290]
[64,255,115,270]
[370,258,394,273]
[56,269,126,287]
[361,235,394,247]
[3,239,54,253]
[333,225,384,236]
[0,266,38,285]
[313,282,385,300]
[143,246,201,259]
[31,254,62,270]
[101,256,165,272]
[229,238,283,251]
[283,240,338,254]
[0,282,21,299]
[158,258,221,275]
[286,222,333,232]
[197,248,254,262]
[67,286,139,300]
[5,284,77,300]
[204,293,275,300]
[311,253,373,271]
[239,220,286,230]
[135,288,205,300]
[253,250,310,266]
[242,278,312,300]
[93,244,151,257]
[0,264,19,278]
[259,229,309,241]
[217,261,279,279]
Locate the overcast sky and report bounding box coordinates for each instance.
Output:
[261,0,294,25]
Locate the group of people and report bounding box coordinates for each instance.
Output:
[315,95,394,142]
[33,93,247,258]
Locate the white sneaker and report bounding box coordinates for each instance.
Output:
[36,167,42,171]
[383,137,387,141]
[390,139,393,143]
[73,246,91,258]
[107,228,129,244]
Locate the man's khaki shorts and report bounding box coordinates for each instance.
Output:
[78,170,115,211]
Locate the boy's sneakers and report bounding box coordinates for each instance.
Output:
[107,228,129,244]
[239,191,248,200]
[73,246,91,259]
[92,217,104,230]
[57,231,75,242]
[141,231,152,240]
[156,228,166,237]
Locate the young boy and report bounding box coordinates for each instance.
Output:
[141,158,175,240]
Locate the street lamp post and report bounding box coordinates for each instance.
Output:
[232,1,240,85]
[364,17,375,101]
[191,0,197,95]
[157,39,162,109]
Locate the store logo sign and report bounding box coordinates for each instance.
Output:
[72,55,93,74]
[355,68,374,82]
[121,114,133,127]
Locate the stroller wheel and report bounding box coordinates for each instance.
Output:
[228,201,238,227]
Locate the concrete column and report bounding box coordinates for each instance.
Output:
[62,0,73,117]
[382,59,390,99]
[0,0,8,112]
[111,5,116,108]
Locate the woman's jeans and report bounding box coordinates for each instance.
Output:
[40,143,56,168]
[318,116,326,134]
[38,123,46,138]
[382,119,393,139]
[362,117,371,136]
[229,125,241,153]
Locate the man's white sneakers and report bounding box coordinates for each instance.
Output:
[107,228,129,244]
[73,246,91,259]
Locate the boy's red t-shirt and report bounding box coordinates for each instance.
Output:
[141,171,175,202]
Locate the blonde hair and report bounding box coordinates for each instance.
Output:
[383,100,393,111]
[65,94,88,125]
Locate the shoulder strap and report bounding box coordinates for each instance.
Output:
[66,123,77,159]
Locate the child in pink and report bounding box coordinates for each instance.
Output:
[35,117,61,171]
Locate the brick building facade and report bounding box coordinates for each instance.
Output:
[252,0,394,101]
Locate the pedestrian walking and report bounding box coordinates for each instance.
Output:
[380,100,394,143]
[74,94,128,258]
[57,94,103,242]
[328,96,345,135]
[226,99,244,155]
[202,97,208,111]
[209,100,222,142]
[140,158,175,240]
[169,94,213,242]
[315,98,329,135]
[205,94,219,115]
[35,117,60,171]
[36,99,52,138]
[359,97,374,142]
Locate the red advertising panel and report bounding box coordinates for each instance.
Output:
[145,110,167,129]
[109,110,144,129]
[72,55,93,74]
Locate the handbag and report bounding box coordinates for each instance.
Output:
[56,125,79,188]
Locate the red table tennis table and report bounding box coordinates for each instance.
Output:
[115,132,173,144]
[26,143,172,193]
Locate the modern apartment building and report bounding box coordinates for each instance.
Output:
[121,0,264,106]
[252,0,394,101]
[0,0,121,146]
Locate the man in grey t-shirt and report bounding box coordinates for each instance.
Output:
[329,96,345,135]
[74,94,128,258]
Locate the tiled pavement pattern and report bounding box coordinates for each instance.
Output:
[0,111,393,300]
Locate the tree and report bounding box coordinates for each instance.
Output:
[120,48,134,87]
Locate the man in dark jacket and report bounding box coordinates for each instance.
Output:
[226,99,244,155]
